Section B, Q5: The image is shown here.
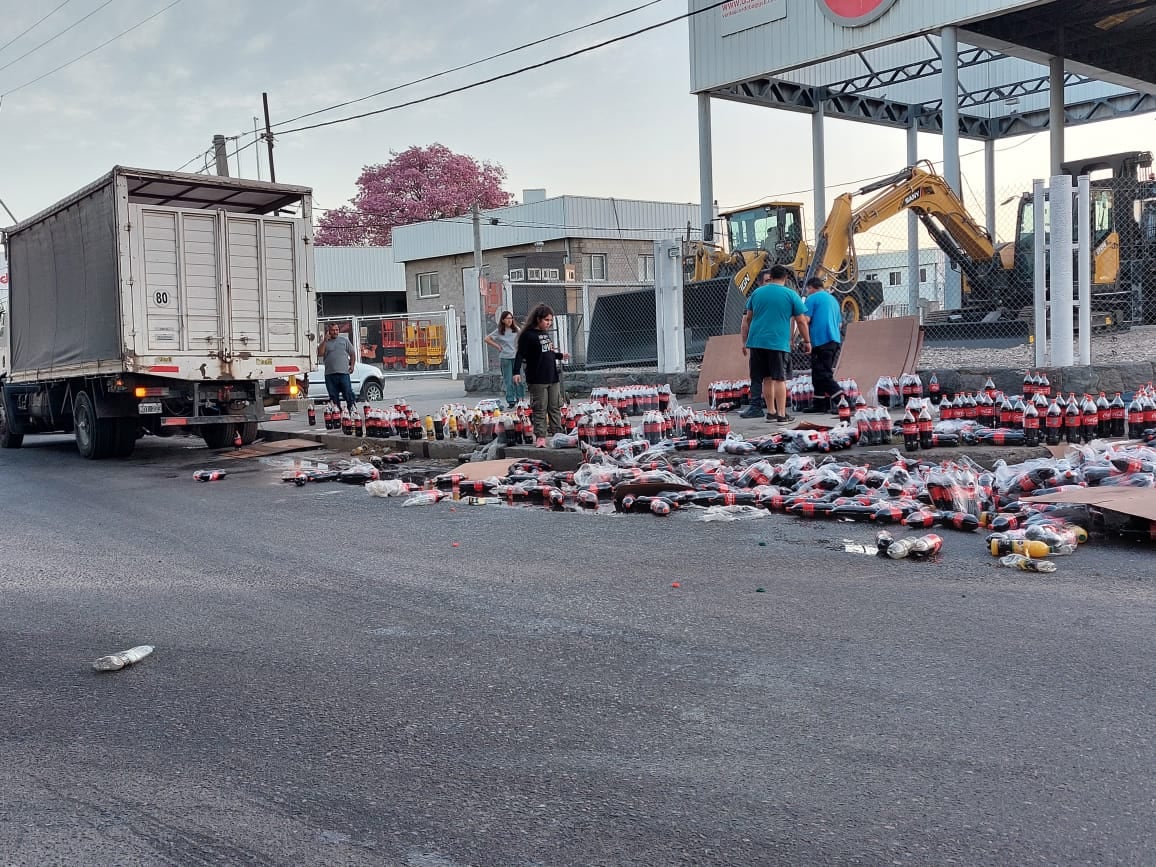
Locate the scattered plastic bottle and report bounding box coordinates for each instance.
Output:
[307,404,316,426]
[989,536,1050,558]
[999,554,1056,573]
[92,644,154,672]
[193,469,227,482]
[887,533,943,560]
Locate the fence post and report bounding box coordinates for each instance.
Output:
[462,267,484,375]
[1032,180,1048,368]
[445,307,463,380]
[654,239,686,373]
[1049,174,1074,367]
[1077,174,1092,366]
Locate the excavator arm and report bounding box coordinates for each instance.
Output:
[804,161,999,294]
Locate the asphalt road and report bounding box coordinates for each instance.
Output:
[2,433,1155,866]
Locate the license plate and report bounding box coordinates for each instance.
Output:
[138,402,162,415]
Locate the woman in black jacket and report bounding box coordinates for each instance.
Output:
[512,303,568,447]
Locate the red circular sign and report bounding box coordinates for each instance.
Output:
[818,0,899,26]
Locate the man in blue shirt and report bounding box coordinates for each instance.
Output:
[741,264,811,422]
[802,276,844,411]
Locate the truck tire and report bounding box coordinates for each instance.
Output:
[201,423,235,450]
[239,421,259,445]
[74,392,114,459]
[111,420,138,458]
[0,392,23,449]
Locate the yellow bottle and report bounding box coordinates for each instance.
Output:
[447,414,458,439]
[990,537,1050,558]
[424,414,435,440]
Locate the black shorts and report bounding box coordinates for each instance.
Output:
[749,347,791,383]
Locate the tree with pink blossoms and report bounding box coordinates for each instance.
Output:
[315,144,514,246]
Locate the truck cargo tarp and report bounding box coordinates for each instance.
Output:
[9,183,120,373]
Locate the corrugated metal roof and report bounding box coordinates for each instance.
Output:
[315,246,406,294]
[391,196,701,262]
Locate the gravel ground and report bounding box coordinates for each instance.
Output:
[918,325,1156,369]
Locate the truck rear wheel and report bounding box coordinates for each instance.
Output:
[0,393,23,449]
[74,392,114,459]
[111,420,138,458]
[201,423,235,450]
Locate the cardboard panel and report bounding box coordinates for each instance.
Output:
[1025,488,1156,522]
[835,316,922,404]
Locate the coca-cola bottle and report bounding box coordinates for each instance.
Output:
[1128,395,1145,439]
[1023,401,1040,446]
[928,372,941,405]
[1095,395,1110,438]
[902,406,919,452]
[1064,395,1082,444]
[1044,399,1063,446]
[1109,392,1126,438]
[918,401,933,450]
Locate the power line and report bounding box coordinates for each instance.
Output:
[1,0,183,98]
[274,0,730,137]
[272,0,667,130]
[0,1,74,57]
[0,0,116,75]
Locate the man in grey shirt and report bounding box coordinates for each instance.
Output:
[318,322,359,411]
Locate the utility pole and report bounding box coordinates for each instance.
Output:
[252,117,263,181]
[465,203,486,375]
[261,92,276,183]
[212,135,230,177]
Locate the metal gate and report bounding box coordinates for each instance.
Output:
[318,309,462,379]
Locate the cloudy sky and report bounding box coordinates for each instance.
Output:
[1,0,1154,244]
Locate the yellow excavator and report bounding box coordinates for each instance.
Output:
[684,200,884,323]
[803,161,1007,321]
[805,156,1153,338]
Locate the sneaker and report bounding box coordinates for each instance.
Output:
[534,437,547,448]
[738,407,764,419]
[777,413,796,423]
[764,413,778,422]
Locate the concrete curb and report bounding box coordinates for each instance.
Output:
[466,362,1156,401]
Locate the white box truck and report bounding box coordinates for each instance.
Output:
[0,167,317,458]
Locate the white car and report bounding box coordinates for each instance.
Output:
[305,362,385,403]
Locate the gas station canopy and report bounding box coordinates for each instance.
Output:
[691,0,1156,140]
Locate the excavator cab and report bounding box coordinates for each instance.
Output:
[723,202,808,276]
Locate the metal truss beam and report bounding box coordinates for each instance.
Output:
[710,80,992,138]
[993,90,1156,136]
[827,45,1002,97]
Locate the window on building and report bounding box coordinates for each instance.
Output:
[543,268,560,281]
[638,254,655,283]
[888,271,902,286]
[527,267,542,281]
[919,267,928,284]
[509,268,525,282]
[865,273,878,282]
[417,272,440,299]
[583,253,607,281]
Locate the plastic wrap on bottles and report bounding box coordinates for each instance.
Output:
[337,460,380,484]
[998,553,1057,573]
[697,504,770,522]
[365,479,412,497]
[92,645,154,672]
[402,490,449,506]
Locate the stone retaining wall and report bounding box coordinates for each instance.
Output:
[465,361,1156,401]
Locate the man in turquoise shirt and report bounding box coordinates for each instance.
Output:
[802,276,844,412]
[741,265,811,422]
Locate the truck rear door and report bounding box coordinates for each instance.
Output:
[130,206,308,366]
